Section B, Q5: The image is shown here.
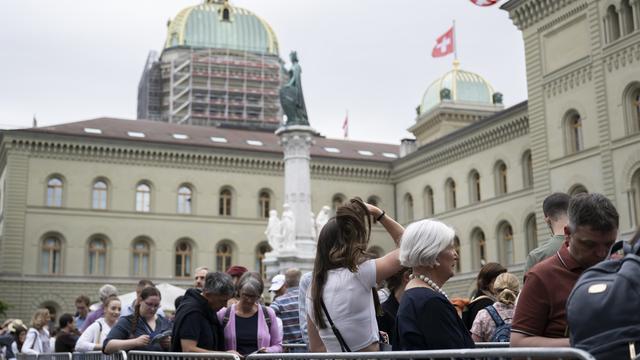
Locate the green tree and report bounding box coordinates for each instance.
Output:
[0,299,10,317]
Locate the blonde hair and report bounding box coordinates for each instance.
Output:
[30,308,50,329]
[493,272,520,306]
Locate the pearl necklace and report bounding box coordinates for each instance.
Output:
[409,273,449,300]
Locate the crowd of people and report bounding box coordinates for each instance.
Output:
[0,193,637,359]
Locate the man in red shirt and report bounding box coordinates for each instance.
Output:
[510,193,618,347]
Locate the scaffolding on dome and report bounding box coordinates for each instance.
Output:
[137,47,285,131]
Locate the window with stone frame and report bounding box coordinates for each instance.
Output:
[42,236,62,274]
[175,240,192,278]
[471,228,486,270]
[46,177,63,207]
[216,242,233,272]
[404,193,414,222]
[92,180,108,210]
[445,178,457,210]
[88,237,107,275]
[495,161,508,195]
[565,110,584,154]
[177,185,193,214]
[498,222,514,265]
[132,239,150,276]
[625,84,640,134]
[219,188,232,216]
[256,242,272,281]
[522,150,533,188]
[424,186,435,216]
[469,170,481,203]
[525,213,538,253]
[259,191,271,218]
[136,183,151,212]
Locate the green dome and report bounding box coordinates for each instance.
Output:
[420,61,496,114]
[164,0,279,55]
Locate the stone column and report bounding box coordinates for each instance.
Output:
[632,0,640,32]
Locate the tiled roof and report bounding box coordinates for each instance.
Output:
[12,118,399,163]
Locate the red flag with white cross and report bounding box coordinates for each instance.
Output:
[469,0,499,6]
[432,27,455,58]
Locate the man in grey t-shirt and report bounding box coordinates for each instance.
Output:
[524,192,571,274]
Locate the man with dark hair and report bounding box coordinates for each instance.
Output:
[524,192,571,273]
[74,295,91,331]
[172,271,237,353]
[55,313,78,352]
[120,279,164,318]
[270,268,304,350]
[511,193,619,348]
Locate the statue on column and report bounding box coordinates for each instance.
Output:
[280,51,309,126]
[310,212,317,240]
[315,205,331,237]
[265,210,283,252]
[280,204,296,250]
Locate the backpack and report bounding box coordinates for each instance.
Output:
[567,240,640,360]
[484,305,511,342]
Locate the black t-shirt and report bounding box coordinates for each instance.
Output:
[55,332,78,352]
[395,287,474,351]
[235,312,258,356]
[462,294,494,330]
[377,294,399,347]
[175,311,222,351]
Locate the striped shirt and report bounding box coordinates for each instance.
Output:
[270,287,303,344]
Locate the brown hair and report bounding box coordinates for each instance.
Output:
[130,286,160,338]
[311,197,371,329]
[475,262,507,295]
[30,308,50,330]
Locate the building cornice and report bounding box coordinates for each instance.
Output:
[392,102,529,181]
[604,35,640,73]
[543,61,592,98]
[2,134,392,184]
[501,0,581,31]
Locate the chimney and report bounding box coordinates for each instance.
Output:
[400,138,417,158]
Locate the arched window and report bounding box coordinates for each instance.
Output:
[607,5,621,42]
[471,228,486,270]
[498,222,514,265]
[469,170,481,203]
[565,110,584,154]
[632,169,640,227]
[88,238,106,275]
[332,194,346,214]
[41,236,62,274]
[259,191,271,218]
[424,186,434,216]
[92,180,108,210]
[495,161,508,195]
[136,183,151,212]
[219,188,232,216]
[366,195,381,207]
[46,177,63,207]
[216,242,233,272]
[222,7,230,21]
[256,242,272,281]
[525,214,538,253]
[569,184,589,196]
[454,236,461,273]
[403,193,414,222]
[132,239,150,276]
[175,240,192,278]
[621,0,634,35]
[624,83,640,134]
[445,178,457,210]
[177,185,193,214]
[522,150,533,188]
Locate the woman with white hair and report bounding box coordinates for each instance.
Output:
[395,219,474,350]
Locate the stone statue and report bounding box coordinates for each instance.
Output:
[280,51,309,126]
[440,88,452,101]
[280,204,296,250]
[315,205,331,237]
[265,209,283,252]
[310,212,317,240]
[415,105,421,116]
[492,92,504,105]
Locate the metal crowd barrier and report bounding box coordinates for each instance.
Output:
[245,348,596,360]
[17,354,72,360]
[72,351,127,360]
[281,344,307,353]
[127,351,240,360]
[474,342,510,348]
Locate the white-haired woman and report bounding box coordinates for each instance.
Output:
[395,219,474,350]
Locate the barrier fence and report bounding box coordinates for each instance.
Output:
[128,351,240,360]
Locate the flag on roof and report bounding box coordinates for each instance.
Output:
[432,26,455,58]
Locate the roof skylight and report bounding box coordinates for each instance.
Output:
[172,134,189,140]
[324,147,341,153]
[358,150,374,156]
[127,131,145,138]
[84,128,102,134]
[382,152,398,159]
[246,140,263,146]
[210,136,228,143]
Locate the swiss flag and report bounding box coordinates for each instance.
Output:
[432,27,455,58]
[469,0,499,6]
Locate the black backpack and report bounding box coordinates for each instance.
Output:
[484,305,511,342]
[567,240,640,360]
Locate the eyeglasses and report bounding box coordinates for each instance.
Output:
[143,301,160,309]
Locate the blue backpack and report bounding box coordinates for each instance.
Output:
[484,305,511,342]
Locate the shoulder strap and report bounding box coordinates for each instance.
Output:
[96,321,103,345]
[320,299,351,352]
[485,305,504,327]
[261,305,272,328]
[223,307,232,328]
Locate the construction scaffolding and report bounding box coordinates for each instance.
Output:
[138,47,285,131]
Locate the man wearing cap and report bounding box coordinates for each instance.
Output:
[269,274,287,300]
[270,269,305,350]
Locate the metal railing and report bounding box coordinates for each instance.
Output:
[17,354,72,360]
[474,342,510,348]
[72,351,127,360]
[127,351,240,360]
[245,348,596,360]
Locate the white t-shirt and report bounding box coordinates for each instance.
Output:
[307,259,378,352]
[75,318,113,352]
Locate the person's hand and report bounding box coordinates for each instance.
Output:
[226,350,243,359]
[365,203,381,217]
[159,336,171,350]
[256,347,267,353]
[135,335,150,347]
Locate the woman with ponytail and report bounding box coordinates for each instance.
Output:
[306,197,404,352]
[103,287,172,354]
[470,272,520,342]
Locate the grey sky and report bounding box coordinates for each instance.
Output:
[0,0,526,144]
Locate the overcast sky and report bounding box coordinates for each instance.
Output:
[1,0,527,144]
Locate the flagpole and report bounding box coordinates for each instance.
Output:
[453,20,458,61]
